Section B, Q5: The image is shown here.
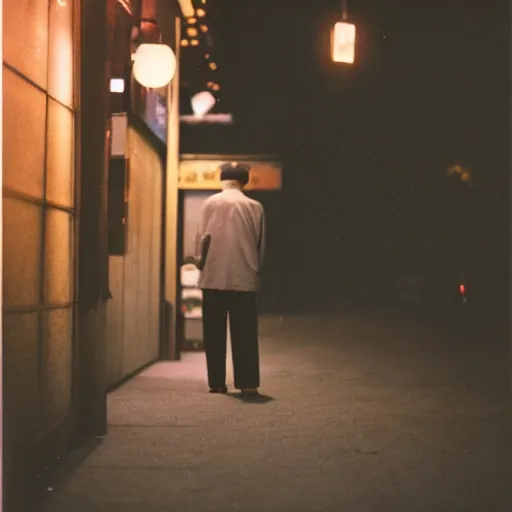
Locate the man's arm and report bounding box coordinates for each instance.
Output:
[257,206,266,273]
[197,202,211,270]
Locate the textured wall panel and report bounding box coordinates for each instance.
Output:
[3,0,49,88]
[106,257,125,388]
[3,198,42,308]
[46,99,74,207]
[2,312,41,472]
[3,68,47,199]
[43,308,72,429]
[48,0,74,107]
[45,208,73,305]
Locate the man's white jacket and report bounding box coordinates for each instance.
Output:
[197,188,266,292]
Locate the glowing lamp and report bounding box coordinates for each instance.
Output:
[196,8,206,17]
[331,21,356,64]
[191,91,216,118]
[459,284,466,295]
[180,39,189,47]
[187,27,198,37]
[133,44,176,89]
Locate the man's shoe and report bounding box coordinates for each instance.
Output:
[209,386,228,394]
[240,388,259,396]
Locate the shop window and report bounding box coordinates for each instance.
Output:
[3,0,49,89]
[46,99,74,207]
[3,68,46,199]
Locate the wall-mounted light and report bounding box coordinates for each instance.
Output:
[190,39,200,47]
[133,44,177,88]
[110,78,125,93]
[209,62,217,70]
[191,90,216,118]
[196,8,206,18]
[187,27,198,37]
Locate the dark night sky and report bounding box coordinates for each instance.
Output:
[180,0,510,310]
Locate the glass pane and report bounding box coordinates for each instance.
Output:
[45,209,73,304]
[3,199,42,308]
[46,100,74,207]
[3,0,49,88]
[3,67,47,199]
[48,0,74,107]
[43,308,72,428]
[3,312,41,468]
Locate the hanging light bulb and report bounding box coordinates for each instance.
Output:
[190,39,200,46]
[331,0,356,64]
[180,39,190,47]
[187,27,198,37]
[200,25,209,33]
[196,8,206,17]
[209,62,217,70]
[187,17,197,24]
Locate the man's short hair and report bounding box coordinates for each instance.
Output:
[220,162,250,186]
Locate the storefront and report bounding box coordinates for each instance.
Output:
[177,154,283,352]
[104,0,182,387]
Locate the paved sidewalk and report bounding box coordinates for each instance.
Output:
[39,314,508,512]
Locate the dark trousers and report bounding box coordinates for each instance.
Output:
[202,289,260,390]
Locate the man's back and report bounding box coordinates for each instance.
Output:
[198,188,265,292]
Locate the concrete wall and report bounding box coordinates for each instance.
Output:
[2,0,76,487]
[106,126,163,388]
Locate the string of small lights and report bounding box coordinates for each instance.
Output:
[180,0,222,100]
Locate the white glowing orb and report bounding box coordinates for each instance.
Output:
[191,91,216,117]
[133,44,176,89]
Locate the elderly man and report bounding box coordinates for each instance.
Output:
[197,163,266,396]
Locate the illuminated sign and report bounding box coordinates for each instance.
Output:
[178,157,282,191]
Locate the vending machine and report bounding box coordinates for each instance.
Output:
[178,154,283,351]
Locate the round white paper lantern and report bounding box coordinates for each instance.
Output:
[133,44,177,89]
[191,91,216,118]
